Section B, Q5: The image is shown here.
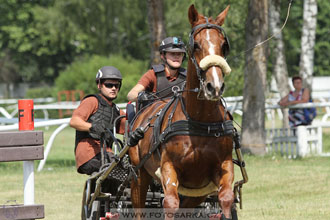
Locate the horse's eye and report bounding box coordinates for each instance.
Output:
[194,42,200,50]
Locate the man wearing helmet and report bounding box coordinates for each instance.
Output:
[127,36,186,104]
[70,66,126,175]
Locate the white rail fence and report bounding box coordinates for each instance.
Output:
[265,125,325,158]
[0,97,330,172]
[0,100,128,172]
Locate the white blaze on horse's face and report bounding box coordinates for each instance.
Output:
[206,30,221,94]
[198,29,231,101]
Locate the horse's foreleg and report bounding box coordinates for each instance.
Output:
[217,158,234,219]
[161,161,180,218]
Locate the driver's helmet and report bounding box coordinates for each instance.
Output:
[95,66,122,82]
[159,37,186,54]
[95,66,122,89]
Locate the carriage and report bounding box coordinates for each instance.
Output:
[82,4,248,220]
[81,112,247,220]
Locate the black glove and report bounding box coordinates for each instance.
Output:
[128,127,144,146]
[89,121,106,139]
[137,91,154,110]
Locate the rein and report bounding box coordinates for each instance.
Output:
[126,15,236,190]
[152,93,235,149]
[228,0,293,62]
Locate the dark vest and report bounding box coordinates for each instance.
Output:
[153,64,186,98]
[74,94,120,152]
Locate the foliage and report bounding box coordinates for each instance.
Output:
[55,54,148,103]
[25,87,54,99]
[281,0,303,76]
[57,0,149,59]
[314,1,330,76]
[0,0,150,84]
[280,0,329,77]
[0,0,86,83]
[224,64,245,96]
[0,0,329,97]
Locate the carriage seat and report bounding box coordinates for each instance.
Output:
[126,102,135,123]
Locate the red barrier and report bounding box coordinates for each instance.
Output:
[18,99,34,130]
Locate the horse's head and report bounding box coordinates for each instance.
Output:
[187,5,231,101]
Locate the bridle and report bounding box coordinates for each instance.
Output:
[187,17,230,99]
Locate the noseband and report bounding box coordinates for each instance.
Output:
[188,17,230,99]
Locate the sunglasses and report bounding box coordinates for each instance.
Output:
[103,83,120,89]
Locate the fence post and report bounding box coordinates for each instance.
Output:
[297,126,308,157]
[317,126,323,154]
[18,99,35,205]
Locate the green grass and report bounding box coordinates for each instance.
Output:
[0,126,84,219]
[1,126,330,219]
[235,155,330,220]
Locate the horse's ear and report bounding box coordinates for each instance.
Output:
[188,4,199,26]
[215,5,230,26]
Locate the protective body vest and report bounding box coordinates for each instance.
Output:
[75,94,120,152]
[153,64,186,98]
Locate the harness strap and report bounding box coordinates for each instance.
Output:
[158,119,235,145]
[178,95,190,119]
[116,95,237,204]
[153,96,178,145]
[152,94,235,148]
[120,96,179,191]
[128,93,235,178]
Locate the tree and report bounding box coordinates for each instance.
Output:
[55,55,147,103]
[0,0,150,84]
[0,0,87,83]
[0,50,20,98]
[241,0,268,155]
[59,0,149,59]
[269,0,290,128]
[299,0,317,92]
[314,1,330,76]
[147,0,166,65]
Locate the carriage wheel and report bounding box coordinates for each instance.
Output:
[82,179,102,220]
[86,200,101,220]
[82,180,91,220]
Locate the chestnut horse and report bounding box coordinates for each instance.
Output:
[129,4,235,219]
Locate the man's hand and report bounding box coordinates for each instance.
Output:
[89,121,106,137]
[127,127,144,146]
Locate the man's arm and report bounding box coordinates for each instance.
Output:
[70,115,92,132]
[127,84,145,102]
[69,97,98,132]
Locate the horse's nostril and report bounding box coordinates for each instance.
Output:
[206,82,214,94]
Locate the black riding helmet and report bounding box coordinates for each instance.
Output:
[159,37,186,54]
[95,66,122,90]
